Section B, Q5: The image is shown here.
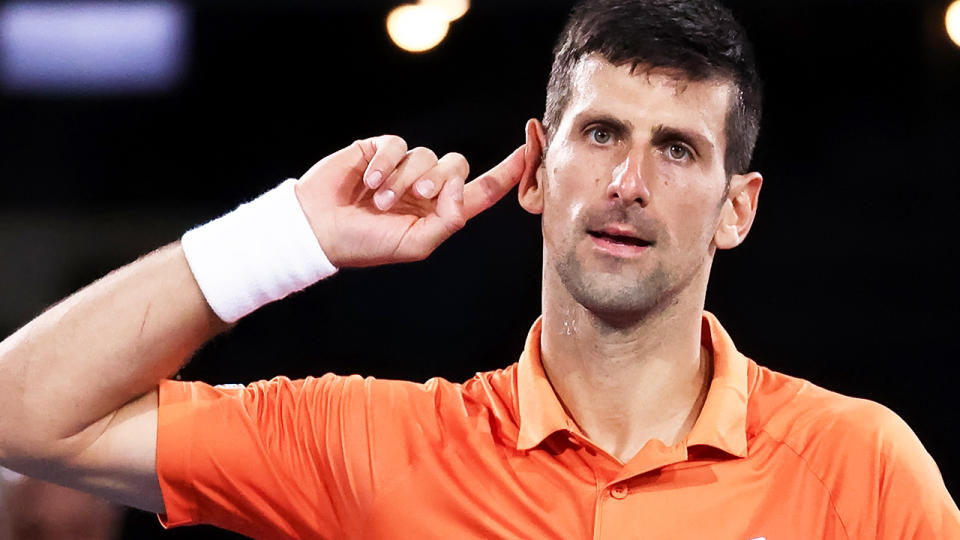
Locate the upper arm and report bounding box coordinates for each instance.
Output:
[155,375,373,537]
[7,390,163,514]
[153,375,438,538]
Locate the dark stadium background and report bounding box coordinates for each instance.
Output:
[1,1,957,537]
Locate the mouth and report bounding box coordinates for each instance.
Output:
[587,230,652,247]
[587,227,653,257]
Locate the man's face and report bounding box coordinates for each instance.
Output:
[536,55,736,320]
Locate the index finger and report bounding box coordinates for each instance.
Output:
[463,145,526,220]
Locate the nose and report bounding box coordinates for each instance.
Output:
[606,153,651,206]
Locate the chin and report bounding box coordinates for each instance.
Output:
[564,272,671,325]
[579,290,661,324]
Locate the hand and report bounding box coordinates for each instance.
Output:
[295,135,526,268]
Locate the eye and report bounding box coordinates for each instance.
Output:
[589,126,614,145]
[667,143,691,161]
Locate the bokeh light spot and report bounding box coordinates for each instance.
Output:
[420,0,469,22]
[386,4,449,53]
[947,0,960,48]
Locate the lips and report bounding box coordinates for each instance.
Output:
[587,227,652,248]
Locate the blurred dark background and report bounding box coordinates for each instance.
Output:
[0,0,957,537]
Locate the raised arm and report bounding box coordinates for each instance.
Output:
[0,135,527,514]
[0,243,217,514]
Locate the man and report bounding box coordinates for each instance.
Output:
[0,0,957,538]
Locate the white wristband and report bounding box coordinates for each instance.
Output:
[181,179,338,323]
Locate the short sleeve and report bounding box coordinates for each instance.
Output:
[871,408,960,538]
[156,374,437,539]
[816,397,960,538]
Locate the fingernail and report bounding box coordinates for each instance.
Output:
[365,170,383,189]
[374,189,395,210]
[415,179,435,197]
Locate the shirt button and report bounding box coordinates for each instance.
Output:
[610,484,628,499]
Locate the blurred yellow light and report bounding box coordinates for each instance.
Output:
[387,4,450,53]
[948,0,960,48]
[421,0,470,22]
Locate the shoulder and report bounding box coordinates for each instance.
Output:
[746,364,959,534]
[746,365,928,485]
[747,363,914,457]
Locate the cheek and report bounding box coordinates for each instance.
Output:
[546,176,585,214]
[544,157,578,204]
[541,160,593,245]
[544,144,615,200]
[664,182,725,242]
[542,178,583,245]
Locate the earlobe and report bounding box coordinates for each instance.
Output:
[714,171,763,250]
[518,119,547,215]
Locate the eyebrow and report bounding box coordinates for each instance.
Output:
[572,112,633,135]
[650,124,714,157]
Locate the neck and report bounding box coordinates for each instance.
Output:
[540,270,713,463]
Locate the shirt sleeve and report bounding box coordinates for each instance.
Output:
[798,394,960,538]
[156,374,441,539]
[871,408,960,538]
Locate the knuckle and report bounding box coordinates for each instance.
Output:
[442,152,470,178]
[372,135,407,159]
[481,179,500,203]
[383,135,408,153]
[446,215,466,234]
[350,139,372,160]
[411,146,439,164]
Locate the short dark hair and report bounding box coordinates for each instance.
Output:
[544,0,763,175]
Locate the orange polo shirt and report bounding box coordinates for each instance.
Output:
[157,313,960,539]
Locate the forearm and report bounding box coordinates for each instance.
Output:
[0,242,226,460]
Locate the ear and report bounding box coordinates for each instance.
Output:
[714,171,763,250]
[517,119,547,215]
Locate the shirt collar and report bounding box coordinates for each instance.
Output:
[515,312,749,458]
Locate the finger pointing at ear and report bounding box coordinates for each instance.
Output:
[464,145,527,220]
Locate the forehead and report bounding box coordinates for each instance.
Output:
[563,55,733,142]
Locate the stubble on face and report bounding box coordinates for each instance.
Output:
[541,56,733,328]
[551,203,675,324]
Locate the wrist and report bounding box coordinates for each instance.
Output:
[181,179,338,323]
[292,180,343,269]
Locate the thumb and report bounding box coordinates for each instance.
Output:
[463,145,526,220]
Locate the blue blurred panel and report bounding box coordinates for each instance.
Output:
[0,1,189,95]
